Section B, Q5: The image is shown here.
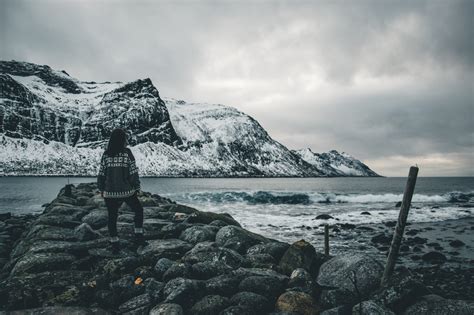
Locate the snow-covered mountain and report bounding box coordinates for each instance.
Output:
[292,148,379,177]
[0,60,379,177]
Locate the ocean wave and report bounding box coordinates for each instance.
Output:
[172,190,474,205]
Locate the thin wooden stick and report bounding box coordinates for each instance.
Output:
[324,224,330,256]
[381,166,419,286]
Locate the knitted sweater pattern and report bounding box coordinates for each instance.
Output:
[97,148,141,198]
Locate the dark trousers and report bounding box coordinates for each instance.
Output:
[104,193,144,237]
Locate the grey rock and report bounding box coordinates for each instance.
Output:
[421,252,447,264]
[372,269,428,313]
[0,306,111,314]
[352,300,395,315]
[11,252,76,275]
[162,277,204,308]
[278,239,322,276]
[102,256,142,276]
[288,268,314,293]
[179,225,217,244]
[191,260,233,280]
[110,275,146,302]
[137,239,193,264]
[215,225,267,254]
[182,242,245,269]
[320,306,351,315]
[238,275,287,299]
[230,291,271,314]
[245,253,276,268]
[317,253,384,308]
[275,290,318,315]
[154,258,175,280]
[82,210,108,229]
[403,294,474,315]
[190,295,230,315]
[162,262,193,282]
[145,278,165,302]
[247,241,290,261]
[219,305,253,315]
[150,303,184,315]
[204,274,241,296]
[74,223,101,241]
[118,293,151,313]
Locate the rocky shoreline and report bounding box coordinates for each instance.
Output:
[0,183,473,314]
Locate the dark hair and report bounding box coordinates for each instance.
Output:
[106,128,128,156]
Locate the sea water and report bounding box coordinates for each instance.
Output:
[1,177,472,245]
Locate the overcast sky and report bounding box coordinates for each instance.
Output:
[2,0,473,176]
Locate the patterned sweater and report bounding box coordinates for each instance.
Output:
[97,148,141,198]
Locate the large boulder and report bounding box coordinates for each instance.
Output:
[288,268,314,294]
[317,253,384,308]
[191,261,234,280]
[74,223,101,241]
[204,274,241,297]
[278,239,323,276]
[371,269,429,313]
[154,258,175,280]
[137,239,193,264]
[179,225,217,244]
[118,293,151,314]
[275,290,319,315]
[110,275,146,302]
[238,275,287,299]
[247,241,290,262]
[229,291,272,314]
[162,277,204,308]
[150,303,184,315]
[352,300,395,315]
[10,252,76,275]
[215,226,267,254]
[403,294,474,315]
[182,242,245,269]
[82,210,108,229]
[0,306,110,314]
[26,225,76,241]
[162,262,193,282]
[190,295,231,315]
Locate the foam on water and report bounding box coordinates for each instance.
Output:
[165,189,473,243]
[170,190,473,205]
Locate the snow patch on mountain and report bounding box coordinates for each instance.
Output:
[0,60,380,177]
[292,148,380,177]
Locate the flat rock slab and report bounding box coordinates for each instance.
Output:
[137,239,193,263]
[4,306,111,315]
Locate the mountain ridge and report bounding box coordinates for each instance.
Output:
[0,60,380,177]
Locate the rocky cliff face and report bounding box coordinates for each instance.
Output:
[292,148,379,177]
[0,60,379,177]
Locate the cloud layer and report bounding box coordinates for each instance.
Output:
[2,0,473,176]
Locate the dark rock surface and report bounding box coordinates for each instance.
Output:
[0,182,471,314]
[317,253,384,308]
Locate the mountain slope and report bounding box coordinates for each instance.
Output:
[292,148,380,177]
[0,60,379,177]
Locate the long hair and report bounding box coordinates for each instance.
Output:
[106,128,128,156]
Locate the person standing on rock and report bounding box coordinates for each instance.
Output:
[97,128,146,253]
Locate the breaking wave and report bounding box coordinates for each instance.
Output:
[174,190,474,205]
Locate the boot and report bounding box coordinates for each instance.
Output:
[134,233,148,247]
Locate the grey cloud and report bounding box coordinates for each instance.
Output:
[1,0,473,176]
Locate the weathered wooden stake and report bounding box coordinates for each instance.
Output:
[381,166,419,286]
[324,224,330,256]
[65,184,73,197]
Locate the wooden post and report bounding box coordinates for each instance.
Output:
[64,184,73,197]
[324,224,330,256]
[381,166,419,286]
